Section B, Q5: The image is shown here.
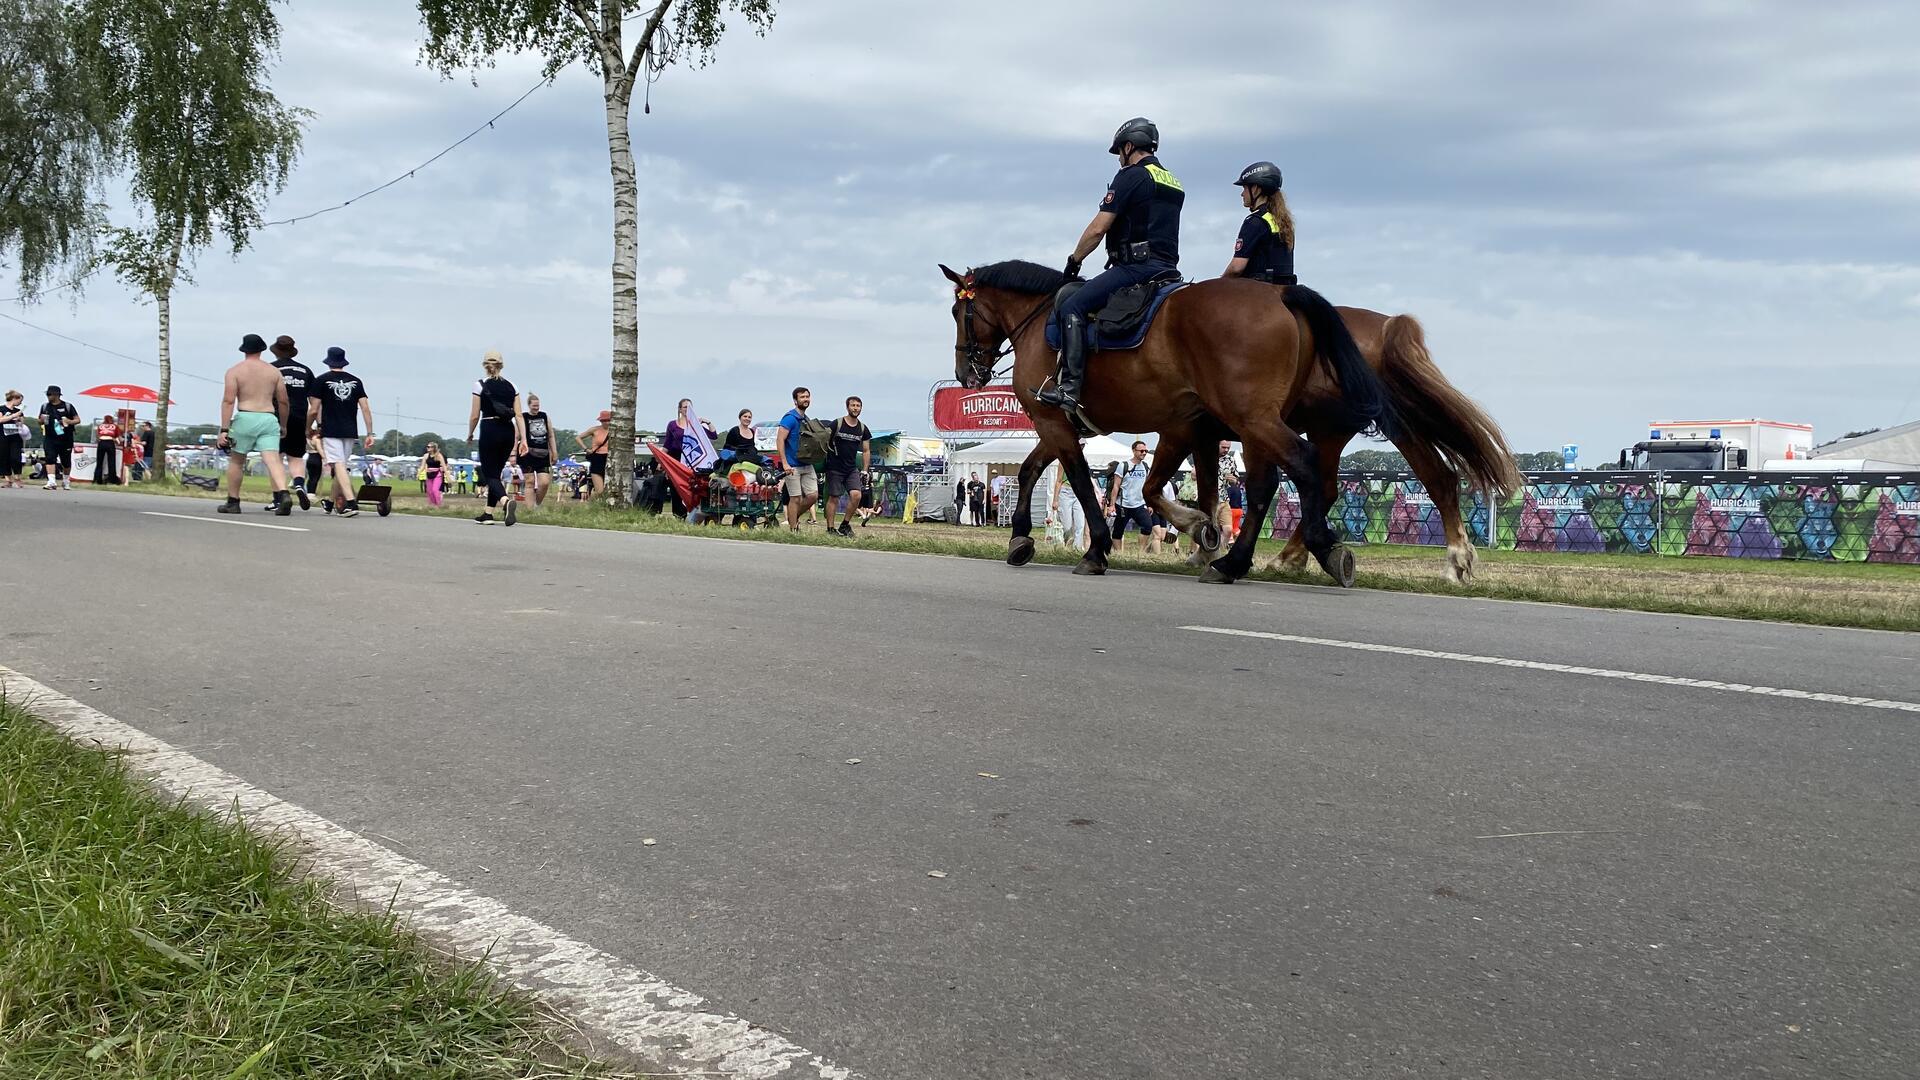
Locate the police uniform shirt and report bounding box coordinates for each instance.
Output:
[1100,153,1184,267]
[1234,208,1293,282]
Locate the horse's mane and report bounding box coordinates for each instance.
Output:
[969,259,1067,296]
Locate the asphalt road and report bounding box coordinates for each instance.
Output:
[5,487,1917,1079]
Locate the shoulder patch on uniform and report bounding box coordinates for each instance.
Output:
[1144,164,1184,191]
[1234,238,1244,253]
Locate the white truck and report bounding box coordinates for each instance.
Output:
[1617,419,1814,471]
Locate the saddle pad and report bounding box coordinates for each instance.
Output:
[1046,281,1188,352]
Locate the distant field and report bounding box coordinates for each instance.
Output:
[102,475,1920,632]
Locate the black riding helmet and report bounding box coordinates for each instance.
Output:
[1235,161,1282,193]
[1108,117,1159,156]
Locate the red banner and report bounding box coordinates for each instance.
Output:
[931,385,1034,433]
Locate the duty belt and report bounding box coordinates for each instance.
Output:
[1252,271,1298,286]
[1109,240,1155,265]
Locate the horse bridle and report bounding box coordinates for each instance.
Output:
[956,274,1050,387]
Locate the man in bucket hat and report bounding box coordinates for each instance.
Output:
[217,334,294,515]
[312,346,373,517]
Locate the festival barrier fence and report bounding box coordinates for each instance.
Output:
[1266,471,1920,564]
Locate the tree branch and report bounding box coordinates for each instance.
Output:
[619,0,674,104]
[564,0,620,73]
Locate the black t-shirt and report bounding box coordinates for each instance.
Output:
[274,359,316,426]
[38,400,79,442]
[723,426,758,455]
[1234,209,1293,281]
[141,428,156,460]
[313,370,368,438]
[1101,154,1183,266]
[968,479,985,501]
[475,377,516,421]
[522,410,551,453]
[827,418,871,473]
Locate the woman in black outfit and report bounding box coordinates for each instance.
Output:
[519,393,556,506]
[722,408,763,467]
[0,390,26,488]
[465,350,526,525]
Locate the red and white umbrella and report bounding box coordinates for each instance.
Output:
[76,384,175,405]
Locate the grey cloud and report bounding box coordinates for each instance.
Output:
[7,0,1918,457]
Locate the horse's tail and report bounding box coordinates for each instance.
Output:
[1282,284,1398,441]
[1379,314,1521,497]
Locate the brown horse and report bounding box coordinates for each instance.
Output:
[941,260,1396,585]
[949,287,1519,585]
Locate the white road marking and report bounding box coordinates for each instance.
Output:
[141,511,308,532]
[0,667,853,1080]
[1179,626,1920,714]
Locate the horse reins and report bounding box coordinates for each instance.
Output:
[957,274,1051,384]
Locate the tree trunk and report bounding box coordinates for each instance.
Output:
[152,286,171,481]
[602,78,639,507]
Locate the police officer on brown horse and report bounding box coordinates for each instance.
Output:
[1219,161,1295,285]
[1035,117,1185,413]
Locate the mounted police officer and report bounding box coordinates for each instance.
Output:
[1035,116,1184,412]
[1219,161,1295,285]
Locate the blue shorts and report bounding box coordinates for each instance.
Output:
[1113,504,1154,535]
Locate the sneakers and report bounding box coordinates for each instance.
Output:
[272,491,293,517]
[44,479,56,491]
[837,521,853,537]
[504,499,517,526]
[337,501,360,518]
[292,479,311,511]
[217,498,241,514]
[320,498,334,514]
[474,512,495,524]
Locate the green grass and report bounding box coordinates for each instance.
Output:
[97,475,1920,632]
[0,700,636,1079]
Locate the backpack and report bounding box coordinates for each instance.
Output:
[797,416,834,465]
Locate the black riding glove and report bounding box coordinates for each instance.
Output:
[1064,256,1082,279]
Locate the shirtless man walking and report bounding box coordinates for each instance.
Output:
[218,333,294,515]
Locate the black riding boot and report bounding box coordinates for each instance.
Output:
[1035,313,1087,411]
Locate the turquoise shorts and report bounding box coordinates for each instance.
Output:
[228,411,282,455]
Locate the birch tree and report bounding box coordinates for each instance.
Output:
[79,0,305,480]
[417,0,776,506]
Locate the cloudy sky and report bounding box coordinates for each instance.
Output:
[6,0,1918,460]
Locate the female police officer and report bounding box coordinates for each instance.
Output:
[1035,117,1184,413]
[1219,161,1295,285]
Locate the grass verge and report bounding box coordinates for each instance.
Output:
[0,699,633,1079]
[99,475,1920,632]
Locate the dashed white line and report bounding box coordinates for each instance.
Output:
[1179,626,1920,714]
[0,666,853,1079]
[141,511,308,532]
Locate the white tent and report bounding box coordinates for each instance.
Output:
[948,434,1133,469]
[947,435,1138,525]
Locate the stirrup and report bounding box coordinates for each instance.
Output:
[1032,373,1076,409]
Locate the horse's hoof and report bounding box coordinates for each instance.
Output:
[1317,544,1356,588]
[1195,522,1222,552]
[1007,536,1035,567]
[1073,558,1107,576]
[1200,559,1239,584]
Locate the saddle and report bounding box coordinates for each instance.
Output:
[1045,272,1187,353]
